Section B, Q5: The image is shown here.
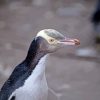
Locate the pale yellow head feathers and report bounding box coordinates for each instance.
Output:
[36,29,65,45]
[36,29,80,49]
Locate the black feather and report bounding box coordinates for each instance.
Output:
[10,96,15,100]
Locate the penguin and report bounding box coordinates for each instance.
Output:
[0,29,80,100]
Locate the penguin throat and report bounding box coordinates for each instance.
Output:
[25,51,47,69]
[24,37,47,67]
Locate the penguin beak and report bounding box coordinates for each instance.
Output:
[59,38,80,46]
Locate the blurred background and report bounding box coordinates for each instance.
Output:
[0,0,100,100]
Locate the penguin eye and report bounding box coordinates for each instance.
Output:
[49,39,55,43]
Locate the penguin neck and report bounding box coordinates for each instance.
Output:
[25,38,47,69]
[24,37,48,80]
[31,54,48,81]
[25,49,47,70]
[25,53,49,84]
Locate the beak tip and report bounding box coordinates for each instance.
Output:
[74,39,80,45]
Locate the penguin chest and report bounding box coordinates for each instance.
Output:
[8,55,49,100]
[10,77,48,100]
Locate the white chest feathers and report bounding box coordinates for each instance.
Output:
[8,55,49,100]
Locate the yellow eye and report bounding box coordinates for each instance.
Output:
[49,39,55,42]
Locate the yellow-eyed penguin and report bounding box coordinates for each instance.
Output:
[0,29,80,100]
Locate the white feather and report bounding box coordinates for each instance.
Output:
[8,55,49,100]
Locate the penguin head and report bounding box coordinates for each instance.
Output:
[35,29,80,53]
